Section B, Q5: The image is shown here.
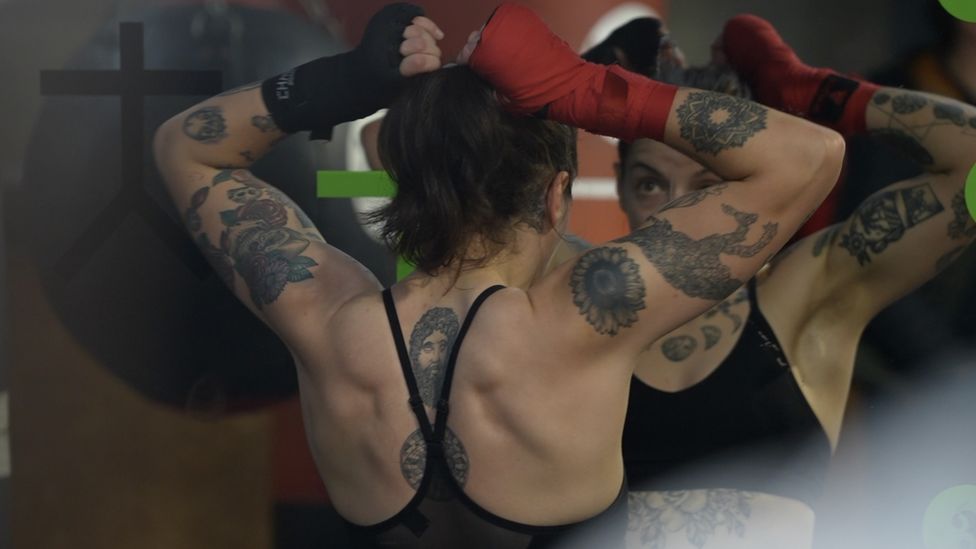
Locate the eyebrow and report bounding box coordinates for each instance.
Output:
[627,161,666,179]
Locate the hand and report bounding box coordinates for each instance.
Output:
[467,3,590,115]
[399,16,444,76]
[719,14,817,114]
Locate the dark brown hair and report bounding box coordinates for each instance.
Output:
[372,65,577,274]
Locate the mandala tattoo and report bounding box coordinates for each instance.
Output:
[408,307,460,406]
[659,183,729,213]
[184,186,209,233]
[676,91,768,155]
[628,490,753,549]
[615,205,777,301]
[891,93,927,114]
[869,128,935,166]
[400,427,469,500]
[662,335,697,362]
[570,247,647,336]
[839,183,945,266]
[251,114,279,133]
[872,92,890,105]
[812,225,843,257]
[948,190,976,240]
[182,106,228,144]
[701,325,721,350]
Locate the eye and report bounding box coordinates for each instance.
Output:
[634,178,667,195]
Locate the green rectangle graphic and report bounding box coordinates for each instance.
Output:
[317,171,396,198]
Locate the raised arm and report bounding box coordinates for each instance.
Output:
[153,4,442,343]
[467,3,843,357]
[721,14,976,324]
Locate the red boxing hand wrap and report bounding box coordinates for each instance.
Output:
[469,3,678,142]
[722,14,878,136]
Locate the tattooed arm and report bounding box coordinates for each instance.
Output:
[154,13,444,341]
[532,88,844,356]
[153,87,382,337]
[811,90,976,323]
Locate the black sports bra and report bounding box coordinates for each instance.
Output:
[342,285,628,548]
[622,279,832,507]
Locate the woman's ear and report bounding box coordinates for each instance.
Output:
[546,170,572,230]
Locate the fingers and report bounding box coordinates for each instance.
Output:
[409,16,444,40]
[400,17,443,76]
[400,53,441,76]
[400,33,441,59]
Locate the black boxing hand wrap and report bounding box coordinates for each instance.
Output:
[261,2,423,138]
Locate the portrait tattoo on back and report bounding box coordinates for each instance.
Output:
[839,182,945,265]
[615,205,777,301]
[408,307,461,406]
[570,247,647,336]
[676,91,767,155]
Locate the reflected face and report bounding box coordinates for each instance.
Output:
[617,139,724,230]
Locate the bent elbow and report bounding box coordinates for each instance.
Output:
[792,125,846,203]
[818,127,846,182]
[152,118,179,164]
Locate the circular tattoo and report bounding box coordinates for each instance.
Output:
[400,429,427,490]
[428,428,469,501]
[870,129,934,166]
[934,102,967,126]
[872,92,891,105]
[399,427,470,501]
[182,107,228,144]
[891,94,927,114]
[570,247,647,336]
[676,91,768,155]
[701,325,722,350]
[661,335,697,362]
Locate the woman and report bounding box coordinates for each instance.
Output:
[153,3,842,547]
[600,15,976,549]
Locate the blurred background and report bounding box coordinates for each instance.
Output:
[0,0,972,548]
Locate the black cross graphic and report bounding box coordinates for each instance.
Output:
[41,22,223,280]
